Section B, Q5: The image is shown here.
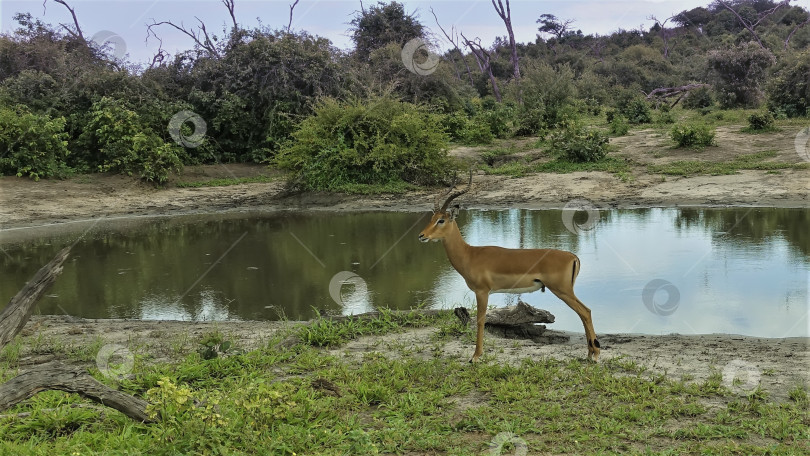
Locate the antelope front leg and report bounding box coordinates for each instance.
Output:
[470,291,489,363]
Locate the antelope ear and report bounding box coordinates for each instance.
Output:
[449,205,460,220]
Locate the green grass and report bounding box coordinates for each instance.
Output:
[175,175,276,188]
[1,313,808,455]
[482,156,633,180]
[649,151,810,176]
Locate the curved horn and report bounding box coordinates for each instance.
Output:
[439,169,473,213]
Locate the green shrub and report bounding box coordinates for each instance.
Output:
[0,105,69,180]
[682,86,714,109]
[766,51,810,118]
[616,95,652,124]
[670,123,716,148]
[609,115,630,136]
[548,125,609,163]
[656,110,675,124]
[745,111,776,132]
[276,96,453,191]
[478,104,515,139]
[78,97,183,183]
[441,112,493,145]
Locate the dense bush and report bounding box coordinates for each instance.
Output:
[682,86,715,109]
[609,115,630,136]
[707,41,775,108]
[745,111,776,131]
[766,51,810,117]
[548,124,610,162]
[615,94,652,124]
[0,105,69,179]
[276,97,453,191]
[77,97,183,183]
[670,123,716,148]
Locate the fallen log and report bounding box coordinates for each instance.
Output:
[453,300,565,341]
[0,246,153,423]
[0,362,153,423]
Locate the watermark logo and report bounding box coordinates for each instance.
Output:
[488,431,528,456]
[642,279,680,316]
[401,38,440,76]
[168,110,207,148]
[561,198,600,235]
[96,344,134,380]
[328,271,368,306]
[91,30,127,59]
[795,127,810,163]
[722,359,761,394]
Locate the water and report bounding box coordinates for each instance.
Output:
[1,208,807,338]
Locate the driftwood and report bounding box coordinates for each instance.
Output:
[0,362,152,422]
[0,246,71,348]
[454,300,567,342]
[0,246,153,423]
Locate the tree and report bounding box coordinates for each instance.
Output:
[714,0,791,49]
[491,0,520,80]
[707,41,775,107]
[350,1,424,61]
[536,13,575,40]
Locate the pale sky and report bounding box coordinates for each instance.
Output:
[1,1,711,64]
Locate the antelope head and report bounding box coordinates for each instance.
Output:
[418,171,472,243]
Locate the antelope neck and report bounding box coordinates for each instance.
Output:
[440,222,472,275]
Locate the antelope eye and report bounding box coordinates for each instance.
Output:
[437,219,445,224]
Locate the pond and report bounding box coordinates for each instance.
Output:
[1,207,807,338]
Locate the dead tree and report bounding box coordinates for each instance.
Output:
[287,0,300,33]
[222,0,237,30]
[644,83,711,108]
[146,0,244,59]
[462,34,502,102]
[0,247,153,423]
[430,7,475,87]
[45,0,85,41]
[491,0,520,80]
[785,15,810,50]
[648,15,677,59]
[715,0,790,50]
[147,18,221,58]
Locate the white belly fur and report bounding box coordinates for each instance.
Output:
[491,282,544,294]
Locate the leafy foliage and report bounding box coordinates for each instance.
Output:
[766,51,810,117]
[350,1,424,61]
[276,96,452,191]
[745,111,776,131]
[76,97,183,183]
[670,123,716,148]
[0,105,69,180]
[548,124,610,162]
[707,41,775,108]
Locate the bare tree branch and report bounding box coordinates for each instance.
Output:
[715,0,790,50]
[221,0,237,30]
[44,0,85,41]
[491,0,520,80]
[461,33,501,102]
[785,16,810,49]
[287,0,300,33]
[648,15,676,59]
[146,18,221,58]
[430,7,474,87]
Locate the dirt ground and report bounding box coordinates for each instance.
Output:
[3,125,809,401]
[17,316,810,403]
[0,126,808,229]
